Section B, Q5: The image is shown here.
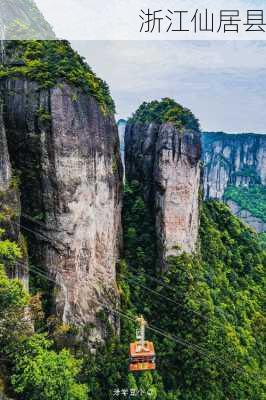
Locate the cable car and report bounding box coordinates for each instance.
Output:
[129,315,156,372]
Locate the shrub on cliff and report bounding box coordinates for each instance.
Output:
[117,182,266,399]
[12,335,88,400]
[129,98,200,131]
[0,235,88,400]
[224,184,266,222]
[0,40,115,114]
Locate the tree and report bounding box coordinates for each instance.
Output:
[11,335,88,400]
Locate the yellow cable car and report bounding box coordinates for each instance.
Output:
[129,316,156,372]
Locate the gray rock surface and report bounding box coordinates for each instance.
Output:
[125,122,201,269]
[0,99,28,288]
[0,0,55,40]
[117,119,126,181]
[227,200,266,233]
[202,132,266,232]
[0,101,11,190]
[203,132,266,199]
[2,78,123,339]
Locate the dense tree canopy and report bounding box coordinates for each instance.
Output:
[1,176,265,399]
[0,40,115,114]
[12,335,88,400]
[114,181,265,399]
[0,231,88,399]
[224,184,266,222]
[129,98,200,131]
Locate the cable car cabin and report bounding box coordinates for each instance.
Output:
[129,316,156,372]
[129,341,156,372]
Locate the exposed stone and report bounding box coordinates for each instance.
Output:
[0,99,28,288]
[154,124,201,263]
[202,132,266,232]
[202,132,266,199]
[0,100,11,190]
[125,122,201,269]
[2,78,122,340]
[227,200,266,233]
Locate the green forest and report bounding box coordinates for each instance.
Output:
[224,184,266,223]
[0,38,265,400]
[0,179,265,399]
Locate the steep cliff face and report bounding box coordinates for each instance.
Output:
[125,120,201,268]
[202,132,266,232]
[0,100,28,288]
[227,200,266,233]
[0,0,55,40]
[2,77,122,339]
[203,132,266,197]
[0,101,11,189]
[155,124,201,260]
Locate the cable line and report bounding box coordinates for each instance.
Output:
[12,222,218,326]
[121,272,213,324]
[22,262,244,374]
[13,220,241,332]
[5,224,256,373]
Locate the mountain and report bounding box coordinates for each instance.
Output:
[1,89,265,399]
[0,13,265,395]
[0,40,123,342]
[0,0,55,39]
[0,95,28,288]
[202,132,266,233]
[121,102,265,399]
[125,98,201,269]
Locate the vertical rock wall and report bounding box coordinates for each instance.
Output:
[0,101,11,189]
[125,122,201,269]
[2,78,122,340]
[0,98,28,288]
[202,132,266,233]
[202,132,266,199]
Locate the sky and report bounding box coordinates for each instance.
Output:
[32,0,266,133]
[71,41,266,133]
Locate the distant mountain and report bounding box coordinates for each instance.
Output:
[0,0,55,39]
[202,132,266,233]
[117,119,126,179]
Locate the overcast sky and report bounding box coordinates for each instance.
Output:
[70,41,266,133]
[32,0,266,133]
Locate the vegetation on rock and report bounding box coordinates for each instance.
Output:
[0,41,265,399]
[129,98,200,130]
[52,183,265,400]
[112,182,265,399]
[0,40,115,114]
[0,243,88,400]
[224,184,266,222]
[2,0,55,39]
[1,176,265,399]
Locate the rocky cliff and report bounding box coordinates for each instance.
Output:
[202,132,266,232]
[0,0,55,40]
[0,42,123,340]
[0,98,28,288]
[125,106,201,268]
[0,100,11,190]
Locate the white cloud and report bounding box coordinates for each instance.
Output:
[70,40,266,133]
[35,0,266,40]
